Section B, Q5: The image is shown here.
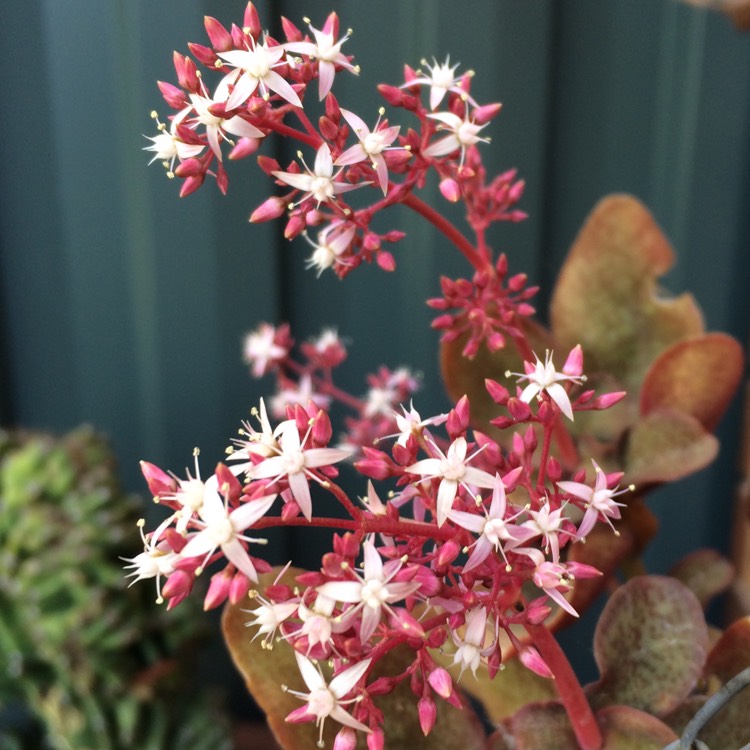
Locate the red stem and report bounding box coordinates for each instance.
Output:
[257,118,320,148]
[252,513,455,542]
[401,193,487,271]
[525,624,602,750]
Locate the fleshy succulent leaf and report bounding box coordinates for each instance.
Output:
[550,194,704,393]
[596,705,678,748]
[589,576,709,717]
[624,409,718,485]
[669,549,734,609]
[639,333,743,431]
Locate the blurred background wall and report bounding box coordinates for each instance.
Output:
[1,0,749,664]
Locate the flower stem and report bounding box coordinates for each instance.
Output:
[524,624,602,750]
[402,193,487,271]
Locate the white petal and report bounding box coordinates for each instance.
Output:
[316,580,363,603]
[329,658,372,699]
[222,538,259,581]
[288,471,313,520]
[295,652,326,691]
[230,494,276,531]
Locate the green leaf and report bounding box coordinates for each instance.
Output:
[550,194,703,393]
[639,333,743,431]
[506,702,579,749]
[589,576,708,716]
[624,409,718,485]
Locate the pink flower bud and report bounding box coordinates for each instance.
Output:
[173,52,199,92]
[367,727,385,750]
[229,137,261,160]
[377,83,403,107]
[140,460,176,497]
[281,15,303,42]
[508,178,526,203]
[204,16,233,50]
[437,539,461,567]
[179,175,205,198]
[594,391,627,409]
[510,210,528,222]
[188,42,218,67]
[485,379,509,405]
[418,696,437,736]
[562,344,584,377]
[519,646,553,678]
[243,2,262,38]
[472,102,503,124]
[439,177,461,203]
[249,196,286,223]
[204,569,232,610]
[490,415,514,430]
[325,93,342,122]
[281,498,301,521]
[333,728,357,750]
[449,395,470,436]
[376,250,396,272]
[229,572,251,604]
[157,80,188,109]
[162,569,194,601]
[215,462,241,501]
[507,397,532,421]
[284,214,306,239]
[389,608,425,639]
[546,456,562,482]
[427,667,453,699]
[319,115,340,141]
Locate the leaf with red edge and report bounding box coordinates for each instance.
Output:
[596,705,678,748]
[705,616,750,683]
[589,576,709,717]
[550,194,703,393]
[624,409,718,485]
[640,333,743,431]
[669,549,735,609]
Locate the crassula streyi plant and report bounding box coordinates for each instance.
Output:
[131,4,747,749]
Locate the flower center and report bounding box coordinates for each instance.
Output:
[310,176,335,202]
[207,516,234,546]
[246,47,272,79]
[178,479,205,511]
[484,517,508,545]
[308,687,336,718]
[363,131,386,155]
[440,457,465,482]
[361,579,388,608]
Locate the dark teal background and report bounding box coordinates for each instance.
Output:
[1,1,749,679]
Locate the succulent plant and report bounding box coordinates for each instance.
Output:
[0,426,231,750]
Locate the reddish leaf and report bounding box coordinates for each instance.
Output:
[596,705,678,748]
[640,333,743,431]
[669,549,735,609]
[550,194,703,393]
[590,576,708,717]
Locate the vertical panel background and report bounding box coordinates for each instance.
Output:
[1,0,749,689]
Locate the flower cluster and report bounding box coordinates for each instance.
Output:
[129,341,627,745]
[145,4,530,341]
[136,6,636,748]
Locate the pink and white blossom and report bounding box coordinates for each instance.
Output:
[335,108,401,194]
[247,419,351,520]
[284,15,358,99]
[406,436,496,526]
[424,111,490,164]
[285,653,371,742]
[448,474,535,572]
[404,56,476,110]
[316,541,421,643]
[507,348,585,421]
[217,36,302,109]
[273,144,366,207]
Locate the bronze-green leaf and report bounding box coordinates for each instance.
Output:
[669,549,735,609]
[596,705,678,748]
[590,575,708,716]
[624,409,718,485]
[639,333,743,431]
[507,702,579,749]
[550,194,703,393]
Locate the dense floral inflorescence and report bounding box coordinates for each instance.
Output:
[137,5,632,747]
